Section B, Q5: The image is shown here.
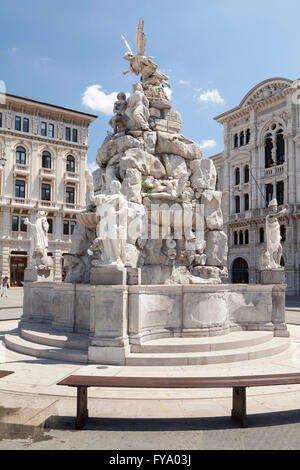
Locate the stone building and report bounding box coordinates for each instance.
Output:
[210,77,300,295]
[0,93,97,285]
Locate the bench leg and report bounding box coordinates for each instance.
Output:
[76,386,88,429]
[231,387,248,428]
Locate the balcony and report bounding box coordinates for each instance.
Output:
[264,163,285,179]
[11,197,35,209]
[37,200,60,211]
[63,203,83,214]
[13,164,30,176]
[65,171,80,182]
[39,168,56,179]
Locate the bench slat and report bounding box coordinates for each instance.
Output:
[57,373,300,389]
[0,371,14,379]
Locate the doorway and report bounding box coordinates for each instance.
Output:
[232,257,249,284]
[10,256,27,286]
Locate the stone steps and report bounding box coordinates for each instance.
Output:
[20,323,89,350]
[131,331,274,353]
[5,334,88,364]
[4,327,290,367]
[125,337,290,366]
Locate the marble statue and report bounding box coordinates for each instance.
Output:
[261,199,288,269]
[89,180,127,266]
[121,18,170,88]
[24,212,53,270]
[125,83,150,131]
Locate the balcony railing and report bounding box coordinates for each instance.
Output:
[13,164,30,174]
[264,163,285,178]
[39,168,56,178]
[11,197,35,208]
[37,200,59,211]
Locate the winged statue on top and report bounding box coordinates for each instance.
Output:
[121,18,171,88]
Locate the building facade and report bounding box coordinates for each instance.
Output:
[0,94,97,285]
[210,77,300,295]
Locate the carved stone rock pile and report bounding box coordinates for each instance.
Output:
[68,79,228,285]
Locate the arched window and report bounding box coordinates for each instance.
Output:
[245,229,249,245]
[244,193,249,211]
[42,151,51,169]
[265,133,273,168]
[235,196,240,213]
[66,155,75,173]
[246,129,251,144]
[239,230,244,245]
[234,133,239,148]
[240,131,245,147]
[234,231,238,245]
[235,168,240,185]
[244,165,249,183]
[276,129,285,165]
[259,227,265,243]
[280,225,286,242]
[16,146,26,165]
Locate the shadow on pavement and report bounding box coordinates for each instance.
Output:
[44,408,300,432]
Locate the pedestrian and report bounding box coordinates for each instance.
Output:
[1,277,9,298]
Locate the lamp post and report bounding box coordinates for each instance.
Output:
[243,148,267,207]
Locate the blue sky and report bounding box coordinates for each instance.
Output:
[1,0,300,169]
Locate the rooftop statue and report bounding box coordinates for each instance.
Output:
[121,18,170,88]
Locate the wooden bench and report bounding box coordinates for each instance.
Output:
[57,373,300,429]
[0,371,14,380]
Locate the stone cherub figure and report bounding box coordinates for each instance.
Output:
[121,18,170,88]
[109,92,128,134]
[24,211,53,270]
[259,198,288,270]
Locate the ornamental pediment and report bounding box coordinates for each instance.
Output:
[240,79,292,108]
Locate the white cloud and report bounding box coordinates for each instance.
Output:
[82,85,119,115]
[200,139,217,149]
[164,88,172,100]
[178,79,191,86]
[194,88,225,105]
[87,161,98,174]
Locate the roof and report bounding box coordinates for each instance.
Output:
[4,93,98,121]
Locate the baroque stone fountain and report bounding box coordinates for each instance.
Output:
[9,19,289,366]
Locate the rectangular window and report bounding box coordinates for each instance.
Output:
[12,216,19,232]
[72,129,78,143]
[0,112,2,127]
[23,118,29,133]
[41,183,51,201]
[15,180,25,198]
[66,186,75,204]
[48,123,54,138]
[47,218,53,234]
[20,217,27,232]
[15,116,21,131]
[41,122,47,136]
[63,220,69,235]
[65,127,71,141]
